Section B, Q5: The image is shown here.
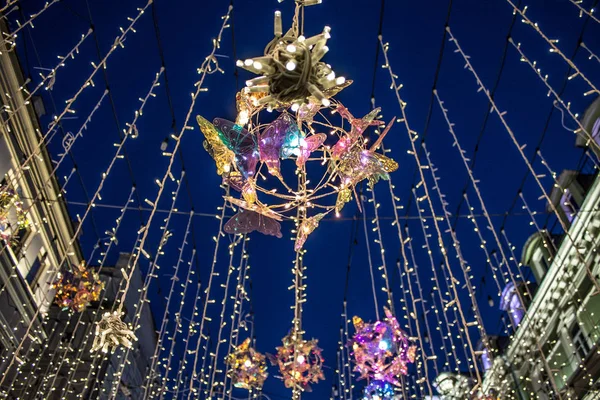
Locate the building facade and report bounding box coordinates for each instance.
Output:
[0,18,157,400]
[430,98,600,400]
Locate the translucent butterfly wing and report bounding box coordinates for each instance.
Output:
[259,114,289,175]
[214,118,260,179]
[196,115,234,176]
[296,133,326,167]
[224,209,283,238]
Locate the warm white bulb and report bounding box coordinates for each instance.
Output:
[286,60,297,71]
[298,35,306,42]
[291,103,300,112]
[287,44,297,53]
[326,71,335,81]
[244,359,252,368]
[322,98,330,107]
[236,60,243,67]
[297,355,305,364]
[253,61,263,70]
[246,80,253,87]
[244,59,253,66]
[335,76,346,85]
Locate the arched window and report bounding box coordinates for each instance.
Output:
[500,283,525,327]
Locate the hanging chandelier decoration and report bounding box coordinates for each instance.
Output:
[362,380,396,400]
[0,185,29,243]
[51,260,104,312]
[350,307,417,386]
[196,0,398,248]
[225,337,269,391]
[268,332,325,392]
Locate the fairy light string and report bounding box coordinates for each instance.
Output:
[154,246,197,399]
[179,196,227,398]
[0,66,163,392]
[0,0,60,48]
[403,224,451,375]
[143,210,195,398]
[508,38,600,152]
[33,187,137,397]
[108,172,185,399]
[222,237,251,399]
[506,0,599,97]
[580,42,600,65]
[445,25,600,296]
[422,142,493,362]
[187,191,229,399]
[411,188,472,380]
[568,0,600,24]
[379,35,484,385]
[206,235,245,398]
[8,1,152,186]
[2,28,92,117]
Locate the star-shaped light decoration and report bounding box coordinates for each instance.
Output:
[51,260,104,313]
[91,311,138,353]
[268,333,325,392]
[0,185,29,243]
[362,380,396,400]
[237,7,351,110]
[225,338,268,391]
[350,307,417,386]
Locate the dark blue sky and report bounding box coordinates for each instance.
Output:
[10,0,600,397]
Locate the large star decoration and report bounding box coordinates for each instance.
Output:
[350,307,417,386]
[225,338,268,391]
[268,333,325,392]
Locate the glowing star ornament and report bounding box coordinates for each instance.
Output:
[225,338,268,390]
[92,311,138,353]
[51,261,104,312]
[295,213,325,251]
[363,380,396,400]
[350,307,416,386]
[268,333,325,392]
[0,185,29,243]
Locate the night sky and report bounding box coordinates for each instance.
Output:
[9,0,600,398]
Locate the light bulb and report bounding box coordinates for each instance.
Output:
[286,60,297,71]
[253,61,263,70]
[335,76,346,85]
[321,98,330,107]
[296,355,305,364]
[287,44,297,53]
[378,340,389,351]
[326,71,335,81]
[244,359,252,368]
[291,103,300,112]
[244,59,253,66]
[298,35,306,42]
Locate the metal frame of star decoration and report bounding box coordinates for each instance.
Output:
[51,260,104,313]
[350,307,417,387]
[268,333,325,392]
[225,338,269,391]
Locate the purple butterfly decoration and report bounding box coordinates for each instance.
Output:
[213,118,260,180]
[224,208,283,238]
[258,114,293,177]
[296,134,326,167]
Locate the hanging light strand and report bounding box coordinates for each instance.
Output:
[379,35,484,385]
[143,210,195,398]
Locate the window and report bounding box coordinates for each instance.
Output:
[560,188,578,222]
[592,117,600,144]
[571,323,591,361]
